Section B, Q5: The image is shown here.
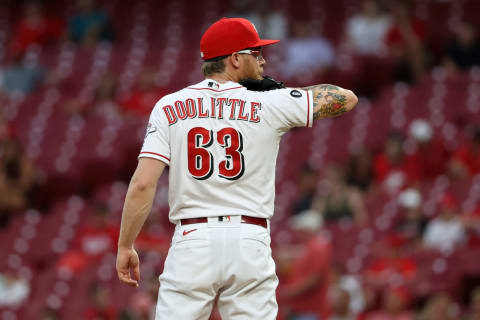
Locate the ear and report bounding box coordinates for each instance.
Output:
[229,53,242,69]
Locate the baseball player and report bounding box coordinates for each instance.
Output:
[116,17,358,319]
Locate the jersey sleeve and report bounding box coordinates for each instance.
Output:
[138,100,171,165]
[255,88,313,133]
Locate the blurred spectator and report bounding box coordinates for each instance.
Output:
[280,21,334,81]
[68,0,114,47]
[0,52,45,96]
[65,72,121,117]
[373,133,418,194]
[406,119,449,180]
[40,307,60,320]
[423,193,466,254]
[444,22,480,72]
[57,203,119,273]
[92,72,121,118]
[364,234,417,288]
[461,205,480,248]
[396,188,427,246]
[417,292,457,320]
[313,165,367,226]
[84,283,118,320]
[332,268,366,317]
[229,0,287,40]
[328,286,356,320]
[449,126,480,179]
[0,138,36,228]
[0,271,30,307]
[346,148,374,192]
[291,164,318,215]
[466,287,480,320]
[384,1,425,83]
[119,69,168,117]
[9,1,64,56]
[345,0,391,56]
[122,273,159,320]
[365,287,413,320]
[278,210,331,319]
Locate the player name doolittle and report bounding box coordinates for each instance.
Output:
[163,97,262,126]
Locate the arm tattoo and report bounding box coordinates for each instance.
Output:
[302,84,348,120]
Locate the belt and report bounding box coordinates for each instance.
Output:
[180,216,267,229]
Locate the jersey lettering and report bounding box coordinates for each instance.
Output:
[175,100,187,120]
[250,102,261,123]
[163,105,177,126]
[198,98,209,118]
[237,99,249,121]
[229,98,239,120]
[185,98,197,118]
[164,98,261,125]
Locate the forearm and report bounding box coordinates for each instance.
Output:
[118,179,157,249]
[303,84,358,120]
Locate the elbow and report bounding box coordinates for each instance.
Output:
[130,177,153,194]
[347,90,358,111]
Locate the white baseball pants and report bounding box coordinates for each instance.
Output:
[155,216,278,319]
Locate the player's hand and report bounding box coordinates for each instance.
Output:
[116,247,140,287]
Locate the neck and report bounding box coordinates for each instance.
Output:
[207,71,239,83]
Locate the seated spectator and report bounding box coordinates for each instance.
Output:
[278,210,332,320]
[330,265,366,317]
[396,188,427,247]
[291,164,318,215]
[444,22,480,72]
[40,307,60,320]
[57,203,119,273]
[123,273,160,320]
[466,287,480,320]
[0,138,36,228]
[418,292,457,320]
[423,193,466,254]
[406,119,449,181]
[0,53,45,96]
[365,286,413,320]
[328,286,357,320]
[65,72,120,117]
[373,133,419,194]
[346,148,374,192]
[84,283,118,320]
[68,0,113,47]
[384,1,425,83]
[0,271,30,308]
[9,1,64,56]
[365,234,417,288]
[280,21,334,81]
[313,165,367,226]
[119,69,168,117]
[345,0,391,56]
[449,126,480,179]
[461,205,480,248]
[229,0,287,40]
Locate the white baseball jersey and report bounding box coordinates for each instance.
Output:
[139,79,313,223]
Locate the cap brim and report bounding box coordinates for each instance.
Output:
[255,39,280,47]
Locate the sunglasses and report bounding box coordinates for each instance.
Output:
[237,48,264,61]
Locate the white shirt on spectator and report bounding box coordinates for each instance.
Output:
[423,217,465,253]
[346,14,391,55]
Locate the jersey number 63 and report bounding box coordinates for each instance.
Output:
[187,127,245,181]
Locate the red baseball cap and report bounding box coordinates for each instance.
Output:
[200,17,280,60]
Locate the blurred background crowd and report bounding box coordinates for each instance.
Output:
[0,0,480,319]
